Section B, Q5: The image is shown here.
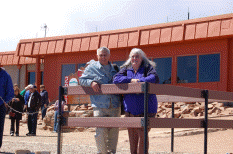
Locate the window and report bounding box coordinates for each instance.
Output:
[28,72,35,85]
[61,64,76,86]
[78,63,86,69]
[199,54,220,82]
[41,71,44,84]
[112,61,125,67]
[177,56,197,83]
[153,57,172,84]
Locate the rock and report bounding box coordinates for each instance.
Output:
[64,105,68,111]
[174,111,181,118]
[208,104,214,109]
[71,105,80,111]
[88,107,93,110]
[193,107,202,113]
[69,112,76,117]
[48,126,53,131]
[218,103,224,107]
[164,103,172,108]
[76,127,85,132]
[72,111,86,117]
[15,150,31,154]
[42,124,48,130]
[180,114,191,119]
[80,104,88,110]
[81,114,90,117]
[181,106,191,114]
[197,112,203,117]
[190,110,198,117]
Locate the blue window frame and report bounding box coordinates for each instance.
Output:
[199,54,220,82]
[78,63,86,69]
[177,55,197,83]
[112,61,125,68]
[28,72,35,85]
[153,57,172,84]
[61,64,76,86]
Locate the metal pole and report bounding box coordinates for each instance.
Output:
[57,86,63,154]
[204,90,208,154]
[171,102,174,152]
[144,82,149,154]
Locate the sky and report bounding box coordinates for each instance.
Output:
[0,0,232,52]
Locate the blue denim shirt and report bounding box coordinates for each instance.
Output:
[79,60,120,108]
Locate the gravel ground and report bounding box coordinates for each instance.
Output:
[1,116,233,154]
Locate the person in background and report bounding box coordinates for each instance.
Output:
[0,62,14,148]
[113,48,159,154]
[13,84,18,89]
[79,47,121,154]
[40,85,49,120]
[9,87,25,136]
[24,85,41,136]
[53,96,66,133]
[20,84,33,98]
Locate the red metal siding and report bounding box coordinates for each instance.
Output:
[160,28,172,43]
[208,21,221,37]
[185,24,196,40]
[33,43,40,55]
[72,39,81,52]
[12,56,19,65]
[221,19,233,36]
[108,34,118,48]
[140,30,149,45]
[149,29,160,44]
[171,26,183,42]
[7,55,13,65]
[80,37,90,51]
[19,44,25,56]
[195,22,208,39]
[118,33,128,47]
[128,32,138,46]
[100,35,109,47]
[47,41,56,54]
[64,39,73,53]
[89,36,99,51]
[24,43,33,56]
[55,40,64,53]
[39,42,48,55]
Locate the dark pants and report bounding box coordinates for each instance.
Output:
[41,105,47,120]
[0,104,6,148]
[27,109,38,135]
[125,112,156,154]
[10,118,20,134]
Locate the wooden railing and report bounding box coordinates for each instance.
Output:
[56,82,233,154]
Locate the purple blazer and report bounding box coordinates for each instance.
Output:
[113,63,159,115]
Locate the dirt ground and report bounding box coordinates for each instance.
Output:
[0,116,233,154]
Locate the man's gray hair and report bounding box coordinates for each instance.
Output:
[121,48,156,68]
[97,47,110,55]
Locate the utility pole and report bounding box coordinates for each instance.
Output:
[41,23,48,37]
[188,7,190,20]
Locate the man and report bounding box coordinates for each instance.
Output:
[40,85,49,120]
[0,63,14,148]
[79,47,121,154]
[20,84,33,98]
[24,85,41,136]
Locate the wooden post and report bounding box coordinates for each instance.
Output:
[36,57,41,91]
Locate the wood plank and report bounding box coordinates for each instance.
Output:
[64,83,144,95]
[66,117,233,128]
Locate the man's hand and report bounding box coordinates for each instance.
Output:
[91,82,100,92]
[131,79,140,83]
[44,104,47,108]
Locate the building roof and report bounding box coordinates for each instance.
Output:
[14,13,233,57]
[0,51,36,66]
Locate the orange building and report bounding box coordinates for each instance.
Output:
[1,13,233,101]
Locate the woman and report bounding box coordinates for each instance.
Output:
[9,87,25,136]
[53,96,66,133]
[113,48,159,154]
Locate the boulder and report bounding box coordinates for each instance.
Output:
[208,104,214,109]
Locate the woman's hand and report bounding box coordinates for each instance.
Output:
[15,98,20,101]
[130,79,139,83]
